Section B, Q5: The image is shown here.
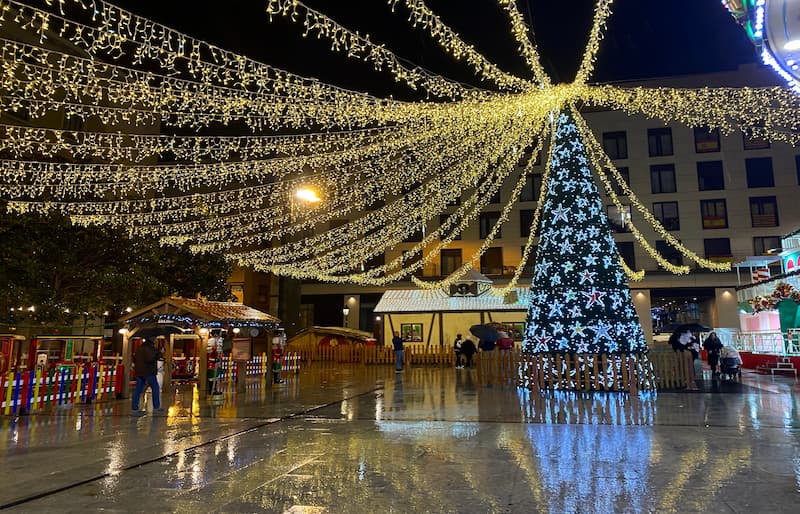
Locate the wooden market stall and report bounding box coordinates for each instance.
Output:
[120,296,281,395]
[374,269,529,349]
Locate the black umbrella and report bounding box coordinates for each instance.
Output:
[675,323,710,334]
[469,324,499,343]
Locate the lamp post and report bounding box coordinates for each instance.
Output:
[342,306,350,328]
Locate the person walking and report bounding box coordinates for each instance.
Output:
[392,331,405,372]
[703,331,723,376]
[461,337,477,368]
[132,338,163,415]
[453,333,463,368]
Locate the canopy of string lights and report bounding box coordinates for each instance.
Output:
[1,0,799,288]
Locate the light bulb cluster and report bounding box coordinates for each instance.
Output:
[388,0,531,91]
[0,0,795,286]
[574,0,614,85]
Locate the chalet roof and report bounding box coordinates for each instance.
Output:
[121,296,280,325]
[374,287,529,313]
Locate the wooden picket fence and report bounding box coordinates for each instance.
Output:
[287,343,455,366]
[477,349,695,391]
[286,342,695,391]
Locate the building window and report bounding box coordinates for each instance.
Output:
[653,201,680,231]
[750,196,779,227]
[746,157,774,188]
[700,199,728,229]
[366,199,385,211]
[402,251,424,278]
[402,226,424,243]
[329,219,348,231]
[520,173,542,202]
[796,155,800,185]
[439,213,461,240]
[521,245,536,274]
[694,127,721,153]
[606,204,631,233]
[656,240,683,267]
[648,127,673,157]
[447,195,461,206]
[697,161,725,191]
[520,209,535,237]
[480,212,501,239]
[489,190,501,204]
[704,238,732,262]
[480,247,503,276]
[611,167,630,195]
[794,155,800,184]
[364,252,385,271]
[743,133,770,150]
[440,249,462,277]
[617,241,635,270]
[754,236,782,255]
[602,131,628,160]
[650,164,676,193]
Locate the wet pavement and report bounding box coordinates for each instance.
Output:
[1,364,800,513]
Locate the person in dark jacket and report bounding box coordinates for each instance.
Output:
[453,334,463,368]
[703,331,723,375]
[132,338,163,415]
[460,337,477,368]
[392,331,405,372]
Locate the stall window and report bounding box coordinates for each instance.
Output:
[400,323,423,342]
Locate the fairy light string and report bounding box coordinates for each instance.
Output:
[0,0,795,286]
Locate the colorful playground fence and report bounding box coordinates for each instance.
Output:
[1,363,122,415]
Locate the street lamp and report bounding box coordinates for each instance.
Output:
[342,306,350,328]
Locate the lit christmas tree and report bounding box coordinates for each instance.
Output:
[522,108,651,389]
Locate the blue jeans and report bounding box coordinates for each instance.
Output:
[395,350,403,371]
[132,375,161,410]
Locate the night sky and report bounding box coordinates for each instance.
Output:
[112,0,758,97]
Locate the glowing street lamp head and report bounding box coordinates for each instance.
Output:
[295,188,321,203]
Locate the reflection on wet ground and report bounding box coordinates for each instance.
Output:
[1,364,799,513]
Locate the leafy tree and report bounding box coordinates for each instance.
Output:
[0,206,231,328]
